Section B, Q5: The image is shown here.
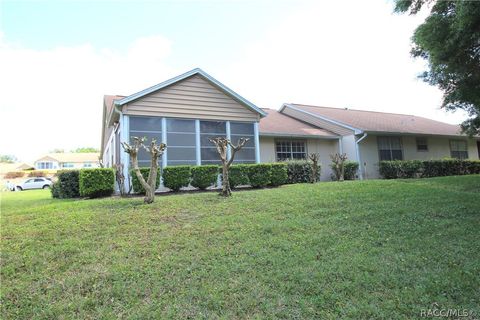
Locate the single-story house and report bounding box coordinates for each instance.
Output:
[34,153,101,170]
[101,68,480,188]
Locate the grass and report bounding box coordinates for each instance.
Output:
[1,176,479,319]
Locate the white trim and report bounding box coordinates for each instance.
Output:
[226,121,231,159]
[195,119,201,165]
[254,122,260,163]
[338,137,344,154]
[259,133,339,140]
[120,115,130,190]
[355,133,368,180]
[115,68,267,117]
[162,117,167,168]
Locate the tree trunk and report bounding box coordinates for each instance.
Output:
[221,162,231,197]
[144,187,155,204]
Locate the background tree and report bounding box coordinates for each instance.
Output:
[308,153,320,183]
[209,137,249,197]
[0,154,17,163]
[395,0,480,135]
[121,137,166,204]
[72,147,100,153]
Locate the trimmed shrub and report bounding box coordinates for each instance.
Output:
[28,170,46,177]
[269,163,288,186]
[330,161,359,181]
[51,170,80,198]
[130,168,161,194]
[247,163,272,188]
[163,166,191,191]
[79,168,115,198]
[379,159,480,179]
[191,165,219,190]
[229,164,250,189]
[4,171,24,179]
[379,160,423,179]
[286,160,321,184]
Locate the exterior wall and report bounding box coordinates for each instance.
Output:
[123,75,260,122]
[341,135,358,161]
[259,136,339,181]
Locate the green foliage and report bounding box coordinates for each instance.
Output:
[49,148,65,153]
[0,154,17,163]
[330,161,359,181]
[286,160,320,184]
[130,168,161,194]
[395,0,480,135]
[51,170,80,199]
[228,164,250,189]
[79,168,115,198]
[379,159,480,179]
[163,166,191,192]
[191,165,219,190]
[72,147,100,153]
[269,163,288,186]
[4,171,24,179]
[247,163,272,188]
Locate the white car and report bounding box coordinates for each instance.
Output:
[16,177,53,191]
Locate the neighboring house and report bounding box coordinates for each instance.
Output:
[34,153,100,170]
[101,68,480,188]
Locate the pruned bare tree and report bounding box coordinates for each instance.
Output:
[308,153,320,183]
[209,137,249,197]
[330,153,348,182]
[114,163,131,197]
[121,136,166,203]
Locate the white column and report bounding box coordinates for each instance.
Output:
[226,121,231,159]
[254,122,260,163]
[195,119,201,165]
[162,117,167,168]
[338,137,344,154]
[120,114,130,190]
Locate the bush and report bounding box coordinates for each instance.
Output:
[286,160,320,184]
[79,168,115,198]
[163,166,191,191]
[28,170,46,177]
[191,165,219,190]
[247,163,272,188]
[379,159,480,179]
[4,171,24,179]
[51,170,80,198]
[228,164,250,189]
[269,163,288,186]
[330,161,359,181]
[130,168,161,194]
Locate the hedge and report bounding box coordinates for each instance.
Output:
[163,166,191,191]
[51,170,80,199]
[228,164,250,189]
[247,163,272,188]
[79,168,115,198]
[191,165,219,190]
[130,168,161,194]
[269,163,288,186]
[4,171,24,179]
[286,160,321,184]
[330,161,359,181]
[379,159,480,179]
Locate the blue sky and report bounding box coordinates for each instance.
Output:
[0,0,467,162]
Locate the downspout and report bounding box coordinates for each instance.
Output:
[355,133,368,180]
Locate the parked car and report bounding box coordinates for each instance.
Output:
[16,177,52,191]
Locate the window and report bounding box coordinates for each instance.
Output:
[200,121,226,165]
[230,122,255,163]
[129,116,162,167]
[34,178,44,182]
[83,162,93,168]
[166,119,196,166]
[416,137,428,152]
[275,140,306,161]
[450,140,468,159]
[37,162,53,169]
[378,136,403,161]
[62,163,74,168]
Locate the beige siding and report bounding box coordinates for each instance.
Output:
[259,136,339,181]
[124,75,259,122]
[282,106,355,136]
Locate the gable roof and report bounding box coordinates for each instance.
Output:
[114,68,267,117]
[35,153,100,163]
[259,109,338,138]
[283,103,465,136]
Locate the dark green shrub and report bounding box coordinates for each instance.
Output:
[269,163,288,186]
[380,159,480,179]
[286,160,320,184]
[163,166,191,191]
[229,164,250,189]
[52,170,80,198]
[247,163,272,188]
[79,168,115,198]
[465,160,480,174]
[330,161,359,181]
[130,168,161,194]
[379,160,423,179]
[191,165,219,190]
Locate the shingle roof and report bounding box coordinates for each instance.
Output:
[35,153,100,163]
[259,109,338,138]
[104,95,125,117]
[288,104,464,136]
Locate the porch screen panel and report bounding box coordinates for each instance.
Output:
[129,116,162,167]
[230,122,255,163]
[166,119,196,166]
[200,121,226,165]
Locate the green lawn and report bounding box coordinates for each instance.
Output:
[1,176,479,319]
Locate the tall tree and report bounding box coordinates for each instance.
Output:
[0,154,17,163]
[395,0,480,135]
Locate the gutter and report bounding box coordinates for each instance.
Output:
[355,133,368,180]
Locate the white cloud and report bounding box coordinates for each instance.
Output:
[0,34,174,162]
